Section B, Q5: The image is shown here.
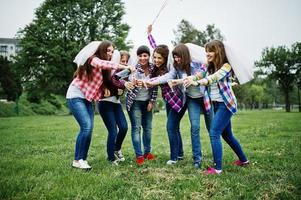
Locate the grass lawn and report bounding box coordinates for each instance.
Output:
[0,110,300,199]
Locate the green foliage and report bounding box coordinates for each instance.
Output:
[0,111,300,199]
[0,56,22,101]
[172,19,224,46]
[14,0,131,101]
[0,94,68,117]
[255,42,300,112]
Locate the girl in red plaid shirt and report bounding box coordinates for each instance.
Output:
[66,41,132,170]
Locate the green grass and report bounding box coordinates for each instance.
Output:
[0,110,300,199]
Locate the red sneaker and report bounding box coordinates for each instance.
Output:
[234,160,249,167]
[204,167,222,175]
[144,153,155,160]
[136,156,144,165]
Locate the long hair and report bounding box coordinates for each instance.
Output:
[205,40,229,75]
[74,41,113,81]
[152,44,169,77]
[172,44,191,75]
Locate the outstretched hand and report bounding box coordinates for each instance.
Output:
[145,80,159,88]
[147,24,152,35]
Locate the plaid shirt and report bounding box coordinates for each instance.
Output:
[204,63,237,113]
[148,34,157,49]
[147,33,184,112]
[161,83,184,113]
[71,56,118,102]
[126,63,158,111]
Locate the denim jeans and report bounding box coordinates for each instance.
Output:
[127,100,153,157]
[210,102,248,170]
[166,102,187,161]
[98,101,128,161]
[67,98,94,161]
[186,96,213,163]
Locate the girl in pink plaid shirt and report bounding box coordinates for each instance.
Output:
[66,41,131,170]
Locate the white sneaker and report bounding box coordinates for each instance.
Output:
[78,159,92,170]
[83,160,92,168]
[111,160,119,166]
[114,150,125,162]
[72,160,81,168]
[166,160,177,165]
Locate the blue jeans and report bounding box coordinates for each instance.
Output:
[98,101,128,161]
[67,98,94,161]
[210,102,248,170]
[127,100,153,157]
[166,102,187,161]
[187,96,213,163]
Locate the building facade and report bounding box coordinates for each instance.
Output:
[0,38,20,61]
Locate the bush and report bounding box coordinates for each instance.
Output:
[0,94,69,117]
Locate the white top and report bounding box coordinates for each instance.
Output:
[100,96,121,104]
[210,83,223,102]
[66,85,85,99]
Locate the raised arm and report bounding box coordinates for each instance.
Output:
[147,25,157,49]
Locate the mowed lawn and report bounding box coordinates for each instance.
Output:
[0,110,300,200]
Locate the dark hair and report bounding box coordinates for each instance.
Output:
[136,45,150,56]
[172,44,191,75]
[152,44,169,77]
[204,40,229,74]
[74,41,113,81]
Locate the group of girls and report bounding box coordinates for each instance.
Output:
[66,25,249,175]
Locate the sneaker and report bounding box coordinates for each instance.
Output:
[136,156,145,165]
[178,156,184,160]
[204,167,222,175]
[72,159,92,170]
[114,150,125,162]
[83,160,91,167]
[72,160,81,168]
[111,160,119,166]
[144,153,155,160]
[193,162,201,169]
[234,160,249,167]
[166,160,177,165]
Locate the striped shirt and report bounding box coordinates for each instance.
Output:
[125,63,158,111]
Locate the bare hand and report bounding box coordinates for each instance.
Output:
[198,78,208,86]
[127,65,136,73]
[145,80,159,88]
[147,102,154,112]
[147,24,152,34]
[117,89,124,96]
[125,81,135,91]
[103,88,111,97]
[183,77,198,87]
[135,79,144,88]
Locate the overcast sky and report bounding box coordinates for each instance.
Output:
[1,0,301,64]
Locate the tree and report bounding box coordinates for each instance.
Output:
[256,45,298,112]
[172,19,224,46]
[291,42,301,112]
[0,56,22,101]
[15,0,131,102]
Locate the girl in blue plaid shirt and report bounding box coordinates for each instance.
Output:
[185,40,249,174]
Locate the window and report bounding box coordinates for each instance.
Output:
[0,45,8,53]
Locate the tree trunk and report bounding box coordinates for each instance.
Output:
[284,91,291,112]
[298,87,301,112]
